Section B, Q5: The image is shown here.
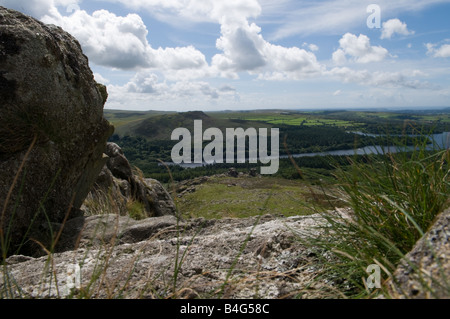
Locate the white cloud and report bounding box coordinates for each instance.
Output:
[333,33,389,64]
[106,72,241,111]
[29,0,324,82]
[332,49,347,65]
[153,46,207,70]
[6,0,446,111]
[94,0,325,81]
[0,0,80,18]
[213,23,266,73]
[328,67,435,89]
[93,73,110,84]
[434,45,450,58]
[42,10,154,69]
[211,18,324,80]
[303,43,319,52]
[114,71,238,102]
[123,72,168,94]
[381,19,415,39]
[259,43,324,80]
[426,43,450,58]
[39,8,211,77]
[308,44,319,52]
[104,0,262,25]
[266,0,450,39]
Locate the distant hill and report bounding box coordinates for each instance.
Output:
[106,110,273,141]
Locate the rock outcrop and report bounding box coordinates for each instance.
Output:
[0,7,114,256]
[3,206,450,299]
[83,142,176,218]
[388,208,450,298]
[0,213,330,299]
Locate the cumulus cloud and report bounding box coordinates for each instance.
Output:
[434,44,450,58]
[213,23,266,73]
[426,42,450,58]
[259,43,324,80]
[332,33,389,64]
[123,72,169,94]
[332,49,348,65]
[22,0,324,83]
[93,73,110,85]
[153,46,207,70]
[40,9,211,74]
[7,0,439,107]
[168,80,239,103]
[42,10,156,69]
[212,18,324,80]
[97,0,324,81]
[172,81,235,100]
[381,19,415,39]
[105,0,446,40]
[113,71,238,102]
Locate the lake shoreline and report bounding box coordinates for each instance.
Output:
[163,132,450,169]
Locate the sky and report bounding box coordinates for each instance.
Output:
[2,0,450,111]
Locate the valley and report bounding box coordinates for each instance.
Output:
[105,108,449,184]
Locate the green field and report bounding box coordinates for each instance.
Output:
[175,175,341,219]
[219,112,360,127]
[248,116,360,127]
[207,109,450,131]
[105,109,450,137]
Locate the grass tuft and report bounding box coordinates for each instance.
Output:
[297,131,449,298]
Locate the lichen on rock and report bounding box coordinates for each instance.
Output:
[0,6,114,256]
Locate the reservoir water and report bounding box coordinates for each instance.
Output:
[287,132,449,158]
[165,132,450,168]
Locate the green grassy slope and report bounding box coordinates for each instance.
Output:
[105,110,274,140]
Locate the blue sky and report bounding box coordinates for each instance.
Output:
[2,0,450,111]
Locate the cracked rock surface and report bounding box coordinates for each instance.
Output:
[1,213,331,299]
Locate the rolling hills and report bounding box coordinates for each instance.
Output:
[106,110,274,141]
